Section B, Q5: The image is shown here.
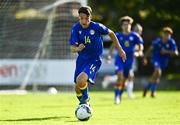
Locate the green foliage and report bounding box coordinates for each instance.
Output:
[89,0,180,43]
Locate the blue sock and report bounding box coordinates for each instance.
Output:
[145,82,152,90]
[115,88,124,97]
[76,95,82,101]
[80,83,89,104]
[119,89,124,96]
[151,83,158,93]
[115,88,120,97]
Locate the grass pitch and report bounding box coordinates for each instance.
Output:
[0,91,180,125]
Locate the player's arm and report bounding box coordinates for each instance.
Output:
[134,44,144,57]
[69,25,85,53]
[134,33,144,57]
[70,44,85,53]
[161,48,179,56]
[161,39,179,56]
[174,49,179,56]
[106,43,115,61]
[143,46,153,65]
[108,31,126,62]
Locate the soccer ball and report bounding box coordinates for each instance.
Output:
[75,104,92,121]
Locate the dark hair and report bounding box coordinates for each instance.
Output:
[78,6,92,16]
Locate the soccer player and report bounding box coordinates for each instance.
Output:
[107,16,143,104]
[133,23,143,36]
[143,27,179,97]
[102,23,143,99]
[69,6,126,105]
[125,23,143,98]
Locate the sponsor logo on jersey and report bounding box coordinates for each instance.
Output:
[124,41,130,47]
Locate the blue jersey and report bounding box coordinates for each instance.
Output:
[151,37,178,69]
[114,32,143,77]
[69,21,110,83]
[115,32,143,60]
[69,21,110,60]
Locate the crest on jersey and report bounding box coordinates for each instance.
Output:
[90,29,95,35]
[124,41,130,47]
[79,30,82,34]
[129,36,134,41]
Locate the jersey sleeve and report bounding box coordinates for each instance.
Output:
[134,33,143,44]
[69,25,79,45]
[171,39,178,51]
[151,38,159,48]
[97,23,111,35]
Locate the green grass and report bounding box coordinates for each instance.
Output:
[0,91,180,125]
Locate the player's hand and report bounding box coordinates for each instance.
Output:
[118,50,126,62]
[161,48,169,54]
[77,44,85,52]
[134,50,144,57]
[143,58,148,65]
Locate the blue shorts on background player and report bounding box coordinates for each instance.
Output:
[107,16,144,104]
[69,6,126,106]
[143,27,179,97]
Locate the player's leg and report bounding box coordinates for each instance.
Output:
[114,57,125,104]
[143,67,161,97]
[74,58,86,103]
[114,71,126,104]
[75,84,82,101]
[102,75,117,89]
[78,59,101,104]
[150,67,161,97]
[76,72,89,104]
[126,69,135,98]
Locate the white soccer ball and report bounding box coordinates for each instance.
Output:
[47,87,58,94]
[75,104,92,121]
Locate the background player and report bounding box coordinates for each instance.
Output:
[69,6,126,106]
[107,16,143,104]
[143,27,179,97]
[102,23,143,98]
[125,23,143,98]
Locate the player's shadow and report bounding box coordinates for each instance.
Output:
[0,116,71,122]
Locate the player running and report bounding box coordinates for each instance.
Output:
[125,23,143,98]
[143,27,179,97]
[107,16,144,104]
[69,6,126,105]
[102,23,143,98]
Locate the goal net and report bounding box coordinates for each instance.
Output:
[0,0,87,92]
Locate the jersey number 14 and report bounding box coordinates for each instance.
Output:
[84,36,91,44]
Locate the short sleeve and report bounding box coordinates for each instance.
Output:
[151,38,159,48]
[134,33,143,44]
[171,39,178,51]
[97,23,111,35]
[69,25,79,45]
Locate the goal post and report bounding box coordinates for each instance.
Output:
[0,0,87,91]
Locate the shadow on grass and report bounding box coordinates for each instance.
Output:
[0,116,71,122]
[64,120,80,123]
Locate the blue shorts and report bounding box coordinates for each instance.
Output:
[151,58,168,70]
[115,55,134,78]
[74,57,102,84]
